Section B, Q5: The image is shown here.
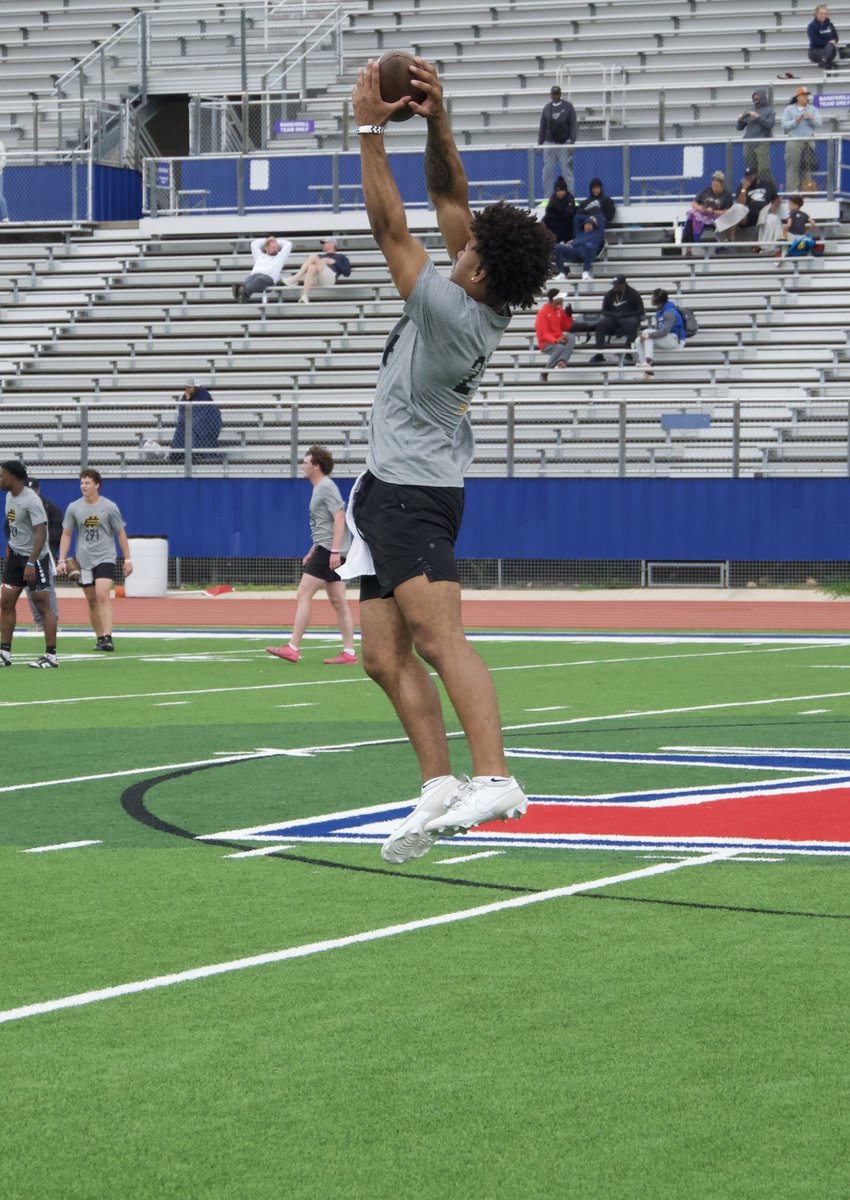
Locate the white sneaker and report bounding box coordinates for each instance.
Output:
[424,776,528,835]
[554,272,568,282]
[297,293,310,304]
[381,776,463,864]
[581,270,593,281]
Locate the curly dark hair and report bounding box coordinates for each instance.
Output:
[471,202,555,311]
[306,445,334,475]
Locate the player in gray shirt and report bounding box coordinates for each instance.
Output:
[0,459,59,668]
[266,446,357,666]
[347,58,553,863]
[58,467,133,652]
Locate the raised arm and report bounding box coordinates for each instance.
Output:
[409,58,472,260]
[351,61,429,300]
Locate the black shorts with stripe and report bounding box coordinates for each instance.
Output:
[352,471,464,602]
[2,551,52,591]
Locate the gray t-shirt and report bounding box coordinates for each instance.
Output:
[367,259,511,487]
[309,475,350,552]
[5,487,48,557]
[62,497,125,568]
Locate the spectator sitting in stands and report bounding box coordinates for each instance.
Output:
[233,234,293,302]
[633,287,686,380]
[807,5,845,69]
[283,238,352,304]
[590,274,644,365]
[541,177,575,244]
[554,213,605,281]
[534,288,575,381]
[783,194,819,256]
[715,167,779,245]
[169,377,223,464]
[681,170,734,249]
[573,178,615,235]
[737,89,776,182]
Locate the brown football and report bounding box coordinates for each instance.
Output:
[378,50,427,122]
[65,555,81,582]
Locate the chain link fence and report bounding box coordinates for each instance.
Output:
[144,133,845,217]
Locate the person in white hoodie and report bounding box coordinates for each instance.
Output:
[232,234,293,302]
[0,140,9,222]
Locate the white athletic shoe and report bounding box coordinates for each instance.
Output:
[381,776,464,865]
[554,272,568,282]
[581,270,593,281]
[297,293,310,304]
[424,776,528,836]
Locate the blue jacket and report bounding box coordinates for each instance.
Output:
[652,300,686,342]
[808,17,838,48]
[171,388,222,449]
[569,213,606,258]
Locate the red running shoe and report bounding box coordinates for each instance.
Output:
[265,645,299,662]
[323,651,358,665]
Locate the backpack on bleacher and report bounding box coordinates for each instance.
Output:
[674,305,699,339]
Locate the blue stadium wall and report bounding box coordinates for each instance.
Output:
[38,478,850,560]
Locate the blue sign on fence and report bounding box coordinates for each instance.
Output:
[814,93,850,109]
[274,119,315,135]
[156,161,170,187]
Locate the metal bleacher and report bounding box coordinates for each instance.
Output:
[2,216,850,476]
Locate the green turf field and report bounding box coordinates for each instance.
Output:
[2,629,849,1199]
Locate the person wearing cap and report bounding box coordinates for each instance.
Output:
[807,5,844,69]
[538,84,577,199]
[591,275,644,365]
[169,377,223,465]
[782,86,823,192]
[0,460,59,668]
[534,288,575,380]
[283,238,352,304]
[233,234,294,302]
[681,170,734,245]
[737,89,776,183]
[716,167,780,246]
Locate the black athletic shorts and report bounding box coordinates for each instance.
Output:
[2,551,51,591]
[353,471,464,602]
[79,562,117,587]
[303,545,346,584]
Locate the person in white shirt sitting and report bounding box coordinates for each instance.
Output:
[233,235,293,302]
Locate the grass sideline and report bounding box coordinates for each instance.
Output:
[2,631,849,1199]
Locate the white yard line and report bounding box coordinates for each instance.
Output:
[0,848,737,1025]
[4,690,850,801]
[0,641,835,711]
[223,845,296,860]
[434,851,505,865]
[21,840,102,854]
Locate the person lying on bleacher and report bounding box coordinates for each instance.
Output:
[681,170,734,248]
[553,213,605,282]
[232,234,294,303]
[282,237,352,304]
[574,178,615,236]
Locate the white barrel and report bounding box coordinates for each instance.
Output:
[124,536,168,597]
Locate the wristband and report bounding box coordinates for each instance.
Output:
[331,549,341,554]
[58,559,66,565]
[26,561,35,567]
[357,124,385,135]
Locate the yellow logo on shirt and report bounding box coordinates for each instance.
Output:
[6,508,15,523]
[458,402,469,416]
[83,516,100,528]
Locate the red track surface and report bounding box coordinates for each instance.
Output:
[42,594,850,632]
